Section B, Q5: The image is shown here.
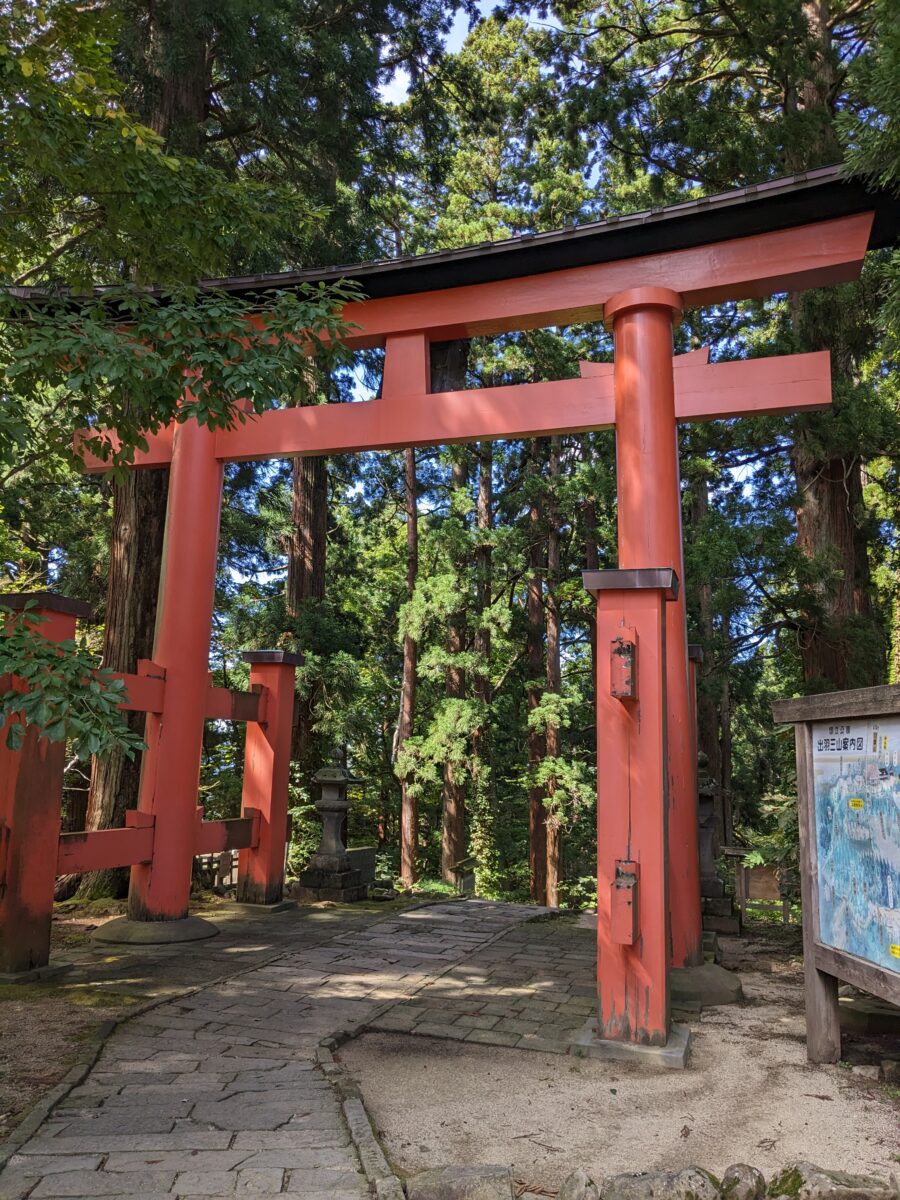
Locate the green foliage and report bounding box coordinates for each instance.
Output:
[4,0,898,902]
[0,282,359,478]
[0,607,142,760]
[0,2,307,289]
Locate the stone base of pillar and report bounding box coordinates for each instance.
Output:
[572,1020,691,1070]
[294,867,367,903]
[91,916,219,945]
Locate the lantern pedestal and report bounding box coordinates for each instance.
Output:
[295,764,368,903]
[294,869,367,904]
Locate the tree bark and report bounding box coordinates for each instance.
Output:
[287,452,327,775]
[75,470,169,899]
[792,442,883,689]
[143,0,211,158]
[582,436,599,710]
[442,447,468,883]
[470,440,496,884]
[473,442,493,728]
[783,2,884,690]
[398,447,419,886]
[434,341,470,883]
[527,440,548,904]
[544,436,562,908]
[691,468,724,787]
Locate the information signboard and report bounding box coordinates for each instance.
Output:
[811,716,900,973]
[772,686,900,1064]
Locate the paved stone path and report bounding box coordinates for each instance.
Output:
[368,914,600,1054]
[1,902,540,1200]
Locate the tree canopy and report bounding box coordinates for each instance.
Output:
[1,0,897,901]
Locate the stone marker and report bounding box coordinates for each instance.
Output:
[295,761,368,902]
[559,1166,601,1200]
[766,1162,898,1199]
[720,1163,765,1199]
[669,960,743,1008]
[600,1167,719,1199]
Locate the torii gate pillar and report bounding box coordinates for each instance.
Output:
[127,400,224,929]
[606,287,702,969]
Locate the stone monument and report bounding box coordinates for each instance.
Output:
[697,752,740,934]
[295,760,368,902]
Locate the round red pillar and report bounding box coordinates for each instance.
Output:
[128,405,224,922]
[606,286,703,968]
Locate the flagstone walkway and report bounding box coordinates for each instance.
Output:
[0,901,543,1200]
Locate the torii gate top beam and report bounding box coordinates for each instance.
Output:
[192,164,896,311]
[73,166,896,471]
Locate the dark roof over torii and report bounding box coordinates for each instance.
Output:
[193,165,898,303]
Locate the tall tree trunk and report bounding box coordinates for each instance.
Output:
[719,621,734,846]
[544,437,562,908]
[470,440,496,885]
[75,470,169,899]
[441,447,468,883]
[784,2,884,690]
[582,436,599,709]
[144,0,210,159]
[527,440,548,904]
[690,474,726,832]
[433,341,470,883]
[287,452,327,775]
[78,6,210,897]
[792,442,883,689]
[398,447,419,886]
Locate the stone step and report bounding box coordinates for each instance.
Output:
[702,913,741,935]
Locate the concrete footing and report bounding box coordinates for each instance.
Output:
[571,1020,691,1069]
[91,915,220,945]
[670,961,743,1007]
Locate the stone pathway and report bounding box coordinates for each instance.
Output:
[0,902,540,1200]
[367,914,599,1054]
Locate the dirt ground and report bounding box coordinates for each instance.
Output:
[339,922,900,1192]
[0,903,135,1140]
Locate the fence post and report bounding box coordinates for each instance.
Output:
[0,593,91,974]
[237,650,301,905]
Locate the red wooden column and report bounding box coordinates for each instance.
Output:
[0,594,91,973]
[237,650,301,905]
[586,569,676,1046]
[127,404,224,925]
[606,287,703,969]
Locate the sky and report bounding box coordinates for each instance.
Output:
[379,1,497,106]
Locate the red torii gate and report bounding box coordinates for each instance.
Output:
[2,167,894,1059]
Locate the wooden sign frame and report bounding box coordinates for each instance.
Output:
[772,685,900,1063]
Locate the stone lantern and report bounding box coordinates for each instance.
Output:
[295,761,368,902]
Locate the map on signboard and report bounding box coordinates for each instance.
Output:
[812,717,900,973]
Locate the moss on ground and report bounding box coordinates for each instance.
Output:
[0,981,137,1009]
[767,1167,804,1197]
